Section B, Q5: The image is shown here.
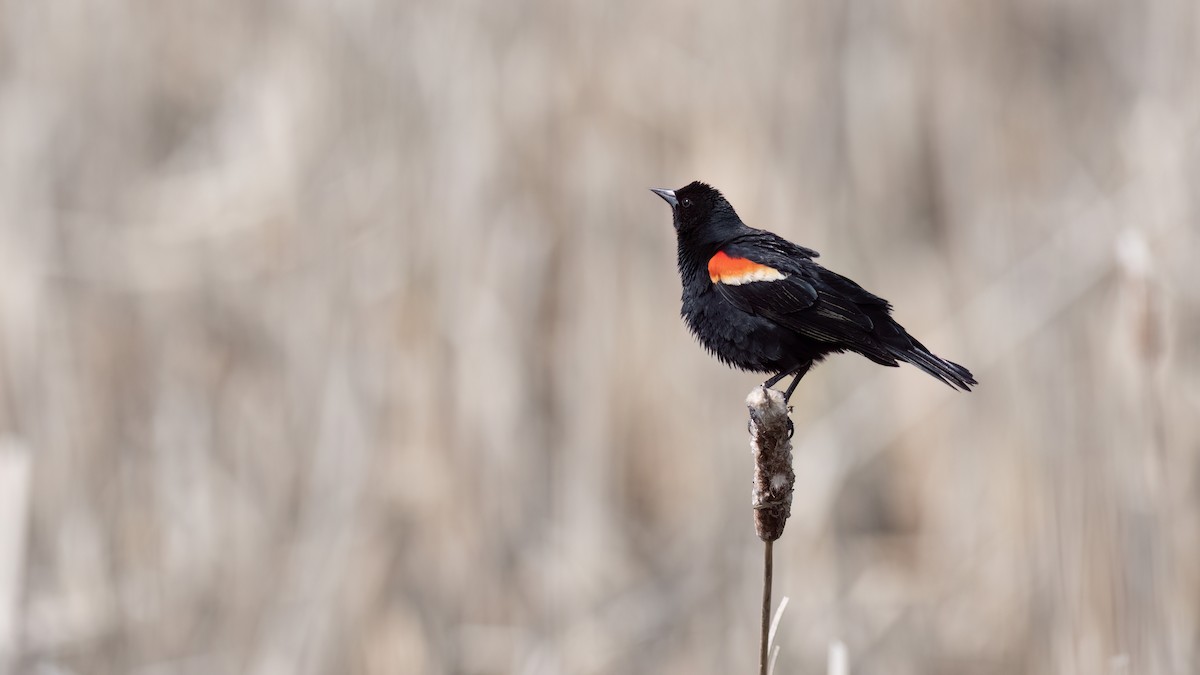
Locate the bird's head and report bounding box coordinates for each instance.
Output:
[650,181,742,243]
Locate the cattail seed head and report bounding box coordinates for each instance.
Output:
[747,386,795,542]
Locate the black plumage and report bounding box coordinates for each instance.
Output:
[652,181,975,400]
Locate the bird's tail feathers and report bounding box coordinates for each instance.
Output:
[889,340,976,392]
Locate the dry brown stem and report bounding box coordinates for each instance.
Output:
[747,386,795,675]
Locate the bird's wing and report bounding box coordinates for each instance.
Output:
[711,237,885,344]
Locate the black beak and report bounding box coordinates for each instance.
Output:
[650,188,678,208]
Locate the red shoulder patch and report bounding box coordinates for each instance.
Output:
[708,251,786,285]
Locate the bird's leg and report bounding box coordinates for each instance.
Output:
[762,361,812,399]
[768,362,812,439]
[782,361,812,404]
[762,370,791,389]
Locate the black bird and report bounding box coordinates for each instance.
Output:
[652,181,975,401]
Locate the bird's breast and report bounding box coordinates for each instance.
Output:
[680,289,790,373]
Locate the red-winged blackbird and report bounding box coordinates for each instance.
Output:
[652,181,976,401]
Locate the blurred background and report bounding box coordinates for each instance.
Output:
[0,1,1198,674]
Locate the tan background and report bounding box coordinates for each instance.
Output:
[1,1,1198,674]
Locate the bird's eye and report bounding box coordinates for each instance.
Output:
[681,198,693,208]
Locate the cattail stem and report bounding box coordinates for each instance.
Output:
[760,539,773,675]
[747,386,794,675]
